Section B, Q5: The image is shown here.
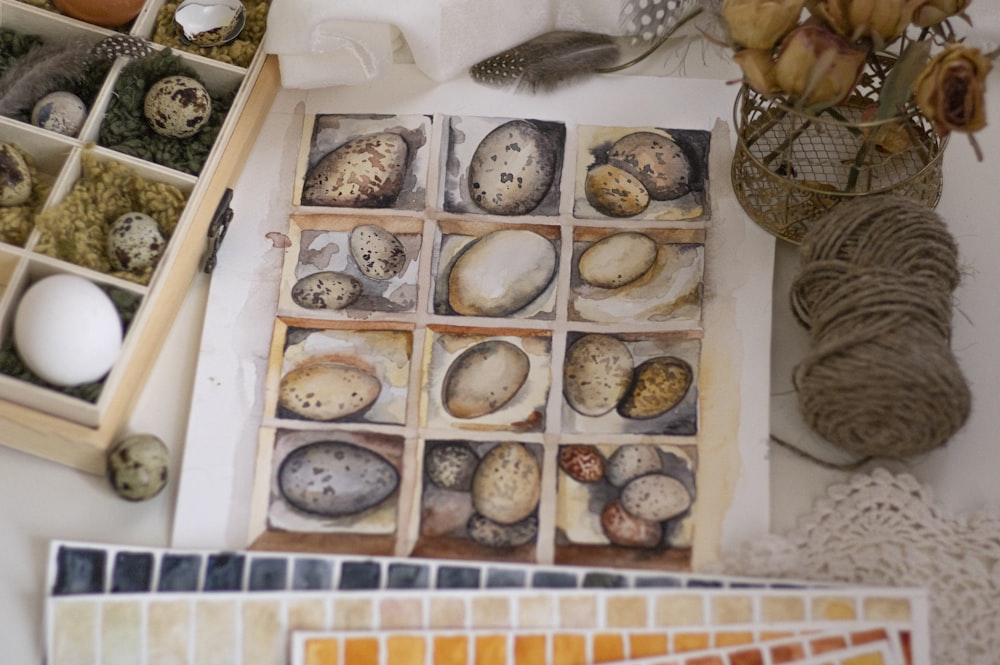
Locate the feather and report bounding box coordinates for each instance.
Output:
[0,38,95,117]
[620,0,707,43]
[470,31,620,93]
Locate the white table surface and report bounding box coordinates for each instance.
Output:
[3,17,1000,662]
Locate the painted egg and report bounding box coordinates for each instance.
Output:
[605,444,662,488]
[468,119,558,215]
[584,164,650,217]
[620,473,692,521]
[106,433,169,501]
[442,340,529,419]
[558,445,605,483]
[600,500,662,549]
[278,362,381,421]
[471,442,541,524]
[425,442,479,491]
[0,143,32,207]
[607,131,692,201]
[106,212,167,273]
[448,229,556,317]
[563,334,633,417]
[174,0,247,47]
[13,274,123,387]
[52,0,145,27]
[291,271,362,310]
[467,513,538,548]
[143,75,212,139]
[617,356,694,419]
[578,232,658,289]
[277,441,399,517]
[31,91,88,137]
[349,224,407,280]
[302,132,408,207]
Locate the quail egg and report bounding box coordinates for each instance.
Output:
[143,75,212,139]
[106,212,167,273]
[31,91,88,137]
[0,143,32,207]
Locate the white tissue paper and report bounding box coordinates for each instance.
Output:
[264,0,628,88]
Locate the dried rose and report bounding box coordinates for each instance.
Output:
[913,44,991,135]
[807,0,916,44]
[773,24,868,108]
[733,48,781,95]
[723,0,804,50]
[912,0,971,27]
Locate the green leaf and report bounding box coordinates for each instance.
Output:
[877,40,932,120]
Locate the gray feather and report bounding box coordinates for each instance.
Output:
[0,38,95,117]
[470,31,620,93]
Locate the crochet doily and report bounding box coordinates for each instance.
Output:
[720,468,1000,665]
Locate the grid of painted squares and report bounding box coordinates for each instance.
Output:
[253,112,714,568]
[45,541,929,665]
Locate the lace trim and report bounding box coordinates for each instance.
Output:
[720,468,1000,665]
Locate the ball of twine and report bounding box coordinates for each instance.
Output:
[790,195,971,458]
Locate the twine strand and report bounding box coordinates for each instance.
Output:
[790,195,971,458]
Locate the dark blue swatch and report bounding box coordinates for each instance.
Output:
[53,546,106,595]
[636,575,683,588]
[686,578,724,588]
[292,559,333,590]
[582,572,626,588]
[204,553,245,591]
[111,551,154,592]
[387,563,429,589]
[531,571,577,588]
[730,581,766,589]
[436,566,480,589]
[339,561,381,590]
[485,568,526,589]
[248,558,287,591]
[158,554,201,592]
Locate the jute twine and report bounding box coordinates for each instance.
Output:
[790,195,971,458]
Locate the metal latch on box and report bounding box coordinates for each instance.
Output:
[203,188,234,274]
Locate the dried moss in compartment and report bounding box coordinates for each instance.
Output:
[34,152,187,284]
[0,28,115,124]
[152,0,270,68]
[0,145,53,247]
[98,49,236,175]
[0,286,140,402]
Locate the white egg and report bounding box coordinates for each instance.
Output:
[13,274,124,387]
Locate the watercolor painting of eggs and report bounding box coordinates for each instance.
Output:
[259,114,712,570]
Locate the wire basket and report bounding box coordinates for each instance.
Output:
[731,82,947,244]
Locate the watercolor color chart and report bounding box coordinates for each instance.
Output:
[44,542,930,665]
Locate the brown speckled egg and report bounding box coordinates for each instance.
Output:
[106,433,169,501]
[106,212,167,273]
[617,356,693,420]
[470,442,541,525]
[0,143,32,207]
[558,445,605,483]
[279,362,381,421]
[563,334,633,417]
[467,513,538,548]
[620,473,692,522]
[143,75,212,139]
[52,0,144,27]
[291,271,363,310]
[468,120,558,215]
[607,131,692,201]
[425,442,479,491]
[600,500,662,549]
[584,164,650,217]
[301,132,409,207]
[348,224,407,280]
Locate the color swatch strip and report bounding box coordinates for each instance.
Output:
[46,585,929,665]
[290,627,908,665]
[47,540,821,597]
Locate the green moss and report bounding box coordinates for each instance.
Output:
[0,286,141,403]
[34,151,187,284]
[152,0,270,68]
[98,48,236,175]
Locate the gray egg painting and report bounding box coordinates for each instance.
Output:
[574,126,711,222]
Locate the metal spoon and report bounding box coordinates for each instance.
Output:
[174,0,246,48]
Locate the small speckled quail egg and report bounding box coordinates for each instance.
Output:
[31,91,88,137]
[106,212,167,273]
[143,75,212,139]
[106,433,169,501]
[0,143,32,207]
